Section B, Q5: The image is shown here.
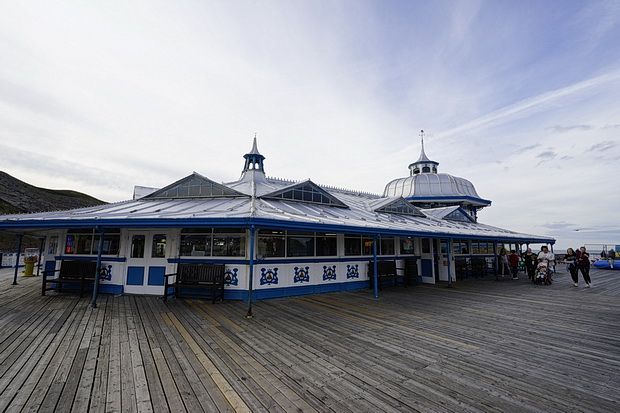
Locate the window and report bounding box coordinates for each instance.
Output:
[345,235,377,256]
[258,230,336,258]
[345,235,361,256]
[48,236,59,255]
[65,229,121,255]
[471,242,480,254]
[316,233,337,256]
[147,174,243,199]
[287,231,315,257]
[422,238,431,254]
[400,237,416,255]
[375,199,425,217]
[453,240,469,255]
[263,181,348,208]
[213,229,245,257]
[152,234,166,258]
[180,228,245,257]
[131,235,145,258]
[258,230,286,258]
[379,237,395,255]
[422,166,431,173]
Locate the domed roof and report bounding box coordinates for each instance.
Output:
[383,173,489,206]
[383,132,491,208]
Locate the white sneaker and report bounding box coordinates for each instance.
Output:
[585,283,591,288]
[573,283,578,287]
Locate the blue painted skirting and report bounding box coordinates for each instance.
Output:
[97,280,369,301]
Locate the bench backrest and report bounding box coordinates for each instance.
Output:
[177,263,225,284]
[368,260,398,276]
[60,260,98,279]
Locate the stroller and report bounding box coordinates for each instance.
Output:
[534,262,552,285]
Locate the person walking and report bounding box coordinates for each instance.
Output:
[523,247,537,281]
[509,250,520,280]
[576,246,592,287]
[608,249,616,269]
[564,248,579,287]
[498,248,511,277]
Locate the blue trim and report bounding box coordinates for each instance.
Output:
[55,255,126,262]
[99,283,124,295]
[0,217,555,243]
[405,195,492,205]
[127,267,144,285]
[421,259,433,278]
[169,258,248,264]
[147,266,166,286]
[169,255,422,265]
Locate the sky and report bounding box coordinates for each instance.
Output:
[1,0,619,251]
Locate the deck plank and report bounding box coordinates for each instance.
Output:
[1,268,619,412]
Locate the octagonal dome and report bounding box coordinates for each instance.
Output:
[383,173,490,206]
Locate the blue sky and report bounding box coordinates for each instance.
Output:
[1,0,619,250]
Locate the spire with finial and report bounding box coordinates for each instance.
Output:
[408,129,438,175]
[243,133,266,172]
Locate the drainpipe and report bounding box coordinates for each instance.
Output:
[493,241,499,274]
[373,234,379,299]
[36,237,45,277]
[446,239,452,288]
[91,227,105,308]
[246,226,256,318]
[12,234,23,285]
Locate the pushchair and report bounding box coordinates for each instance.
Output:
[534,262,551,285]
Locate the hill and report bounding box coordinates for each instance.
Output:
[0,171,106,251]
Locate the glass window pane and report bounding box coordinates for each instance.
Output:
[76,234,93,254]
[94,234,121,255]
[152,235,166,258]
[316,234,337,256]
[287,235,314,257]
[258,231,285,258]
[180,235,210,256]
[472,242,480,254]
[344,236,361,256]
[48,236,59,255]
[379,238,395,255]
[400,237,415,255]
[422,239,431,254]
[211,234,245,257]
[64,234,75,254]
[362,236,374,255]
[131,235,145,258]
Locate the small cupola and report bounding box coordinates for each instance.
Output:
[408,130,439,175]
[243,135,266,173]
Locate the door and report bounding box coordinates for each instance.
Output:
[125,231,172,295]
[436,239,452,282]
[420,238,435,284]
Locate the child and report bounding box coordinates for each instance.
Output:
[509,250,520,280]
[535,262,550,285]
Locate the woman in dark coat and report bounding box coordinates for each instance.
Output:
[564,248,579,286]
[523,247,537,281]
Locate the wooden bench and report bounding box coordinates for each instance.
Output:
[455,257,471,281]
[163,263,225,303]
[470,257,488,278]
[368,260,406,290]
[42,260,99,298]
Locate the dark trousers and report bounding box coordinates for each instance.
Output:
[526,265,536,279]
[578,266,591,284]
[569,265,579,283]
[511,266,519,277]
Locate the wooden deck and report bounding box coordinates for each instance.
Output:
[1,267,619,412]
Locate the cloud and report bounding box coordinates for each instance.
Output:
[547,124,594,133]
[587,140,618,151]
